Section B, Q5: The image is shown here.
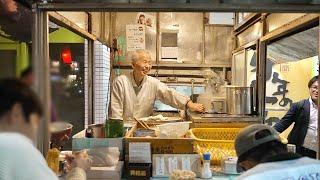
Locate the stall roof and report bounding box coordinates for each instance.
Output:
[18,0,320,12]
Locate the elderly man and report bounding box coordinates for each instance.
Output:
[111,50,205,121]
[235,124,320,180]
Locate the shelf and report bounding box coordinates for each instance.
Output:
[113,62,231,68]
[189,112,262,123]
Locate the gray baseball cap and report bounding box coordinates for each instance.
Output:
[235,124,283,165]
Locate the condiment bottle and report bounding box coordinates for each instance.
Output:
[46,148,60,174]
[201,152,212,179]
[85,128,93,138]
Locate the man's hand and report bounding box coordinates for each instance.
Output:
[187,101,205,113]
[65,150,92,171]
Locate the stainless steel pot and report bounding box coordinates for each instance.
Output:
[88,123,105,138]
[226,86,253,115]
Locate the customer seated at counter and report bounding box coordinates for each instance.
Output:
[0,79,89,180]
[110,50,205,121]
[235,124,320,180]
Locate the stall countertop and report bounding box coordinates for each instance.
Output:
[151,175,238,180]
[188,111,262,123]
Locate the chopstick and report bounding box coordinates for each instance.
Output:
[134,118,150,130]
[141,120,151,130]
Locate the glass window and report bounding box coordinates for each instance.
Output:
[49,26,86,149]
[232,50,246,86]
[154,85,205,111]
[265,26,319,127]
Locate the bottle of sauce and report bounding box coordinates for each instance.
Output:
[85,128,94,138]
[201,152,212,179]
[46,148,60,174]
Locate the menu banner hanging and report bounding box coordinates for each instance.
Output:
[126,24,145,51]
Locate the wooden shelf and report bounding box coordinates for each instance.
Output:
[113,62,231,68]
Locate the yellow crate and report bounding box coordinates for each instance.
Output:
[189,128,242,166]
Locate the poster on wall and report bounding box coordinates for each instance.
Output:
[126,24,146,51]
[136,12,154,27]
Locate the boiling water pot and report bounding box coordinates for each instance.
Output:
[226,86,253,115]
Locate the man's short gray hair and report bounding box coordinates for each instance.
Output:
[131,50,151,63]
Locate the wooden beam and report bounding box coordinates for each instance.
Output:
[113,62,231,68]
[260,13,319,42]
[38,2,320,13]
[48,12,97,41]
[233,13,262,35]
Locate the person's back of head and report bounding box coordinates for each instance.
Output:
[0,78,42,142]
[20,66,34,87]
[235,124,287,172]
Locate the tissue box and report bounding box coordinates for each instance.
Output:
[87,161,123,180]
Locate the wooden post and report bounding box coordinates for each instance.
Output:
[317,17,320,159]
[32,5,50,156]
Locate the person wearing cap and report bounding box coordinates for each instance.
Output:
[110,50,205,121]
[235,124,320,180]
[273,76,318,158]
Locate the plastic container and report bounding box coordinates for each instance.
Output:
[133,129,156,137]
[157,122,190,138]
[189,128,242,166]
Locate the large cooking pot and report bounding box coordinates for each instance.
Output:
[226,86,253,115]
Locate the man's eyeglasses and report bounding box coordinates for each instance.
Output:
[310,86,318,90]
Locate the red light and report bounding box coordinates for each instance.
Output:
[61,48,72,64]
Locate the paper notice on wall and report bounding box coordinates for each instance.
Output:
[129,142,151,163]
[136,12,154,28]
[126,24,145,51]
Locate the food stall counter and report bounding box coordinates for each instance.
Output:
[188,111,261,124]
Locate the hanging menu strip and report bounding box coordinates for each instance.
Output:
[156,156,165,176]
[168,157,178,173]
[181,156,191,171]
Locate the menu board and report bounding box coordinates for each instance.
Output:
[126,24,146,51]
